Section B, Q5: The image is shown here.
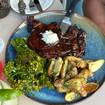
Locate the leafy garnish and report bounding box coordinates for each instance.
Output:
[5,38,54,93]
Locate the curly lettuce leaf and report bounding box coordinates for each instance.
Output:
[5,38,54,93]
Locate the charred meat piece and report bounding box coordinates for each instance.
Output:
[27,16,46,33]
[66,25,86,57]
[28,19,86,59]
[47,22,61,33]
[28,31,72,58]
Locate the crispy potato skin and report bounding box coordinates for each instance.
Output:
[47,56,103,101]
[84,0,105,33]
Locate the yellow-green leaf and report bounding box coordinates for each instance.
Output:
[0,89,22,101]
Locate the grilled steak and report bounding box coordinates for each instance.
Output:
[27,19,86,59]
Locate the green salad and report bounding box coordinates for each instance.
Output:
[5,38,54,93]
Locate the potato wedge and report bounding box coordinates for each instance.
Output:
[77,60,87,69]
[83,82,99,94]
[53,57,63,77]
[64,78,84,91]
[88,59,104,72]
[65,92,77,102]
[66,56,82,62]
[61,59,68,78]
[57,86,68,93]
[66,67,78,79]
[54,79,64,88]
[48,58,56,76]
[77,69,92,79]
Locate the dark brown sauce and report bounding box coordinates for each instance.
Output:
[27,18,86,59]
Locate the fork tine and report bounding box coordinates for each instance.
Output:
[34,0,43,12]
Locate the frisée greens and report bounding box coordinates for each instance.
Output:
[5,38,54,93]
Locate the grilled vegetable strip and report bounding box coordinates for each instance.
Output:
[53,57,63,77]
[61,59,68,78]
[48,58,55,77]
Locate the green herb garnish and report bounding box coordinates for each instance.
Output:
[5,38,54,93]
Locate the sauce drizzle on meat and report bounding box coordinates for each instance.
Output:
[27,18,86,59]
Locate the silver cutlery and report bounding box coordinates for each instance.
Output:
[60,0,80,34]
[34,0,43,12]
[29,0,36,11]
[18,0,26,14]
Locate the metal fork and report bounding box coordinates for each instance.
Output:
[29,0,35,10]
[34,0,43,12]
[29,0,43,12]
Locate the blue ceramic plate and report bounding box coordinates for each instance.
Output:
[6,11,105,104]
